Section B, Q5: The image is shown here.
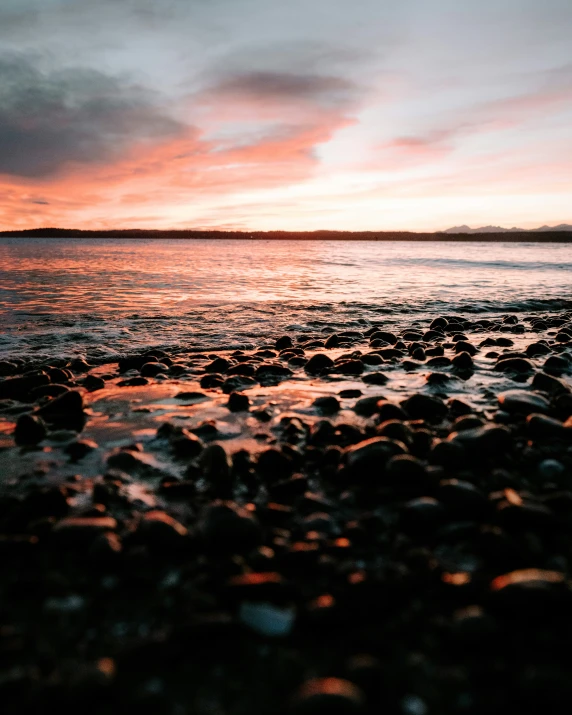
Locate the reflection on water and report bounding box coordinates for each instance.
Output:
[0,238,571,360]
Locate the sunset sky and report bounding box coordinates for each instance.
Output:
[1,0,571,232]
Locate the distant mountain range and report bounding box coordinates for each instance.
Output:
[442,224,572,234]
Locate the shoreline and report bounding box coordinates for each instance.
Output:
[2,230,572,242]
[1,307,572,712]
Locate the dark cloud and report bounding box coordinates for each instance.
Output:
[0,53,185,177]
[212,71,357,106]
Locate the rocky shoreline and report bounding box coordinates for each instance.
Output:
[1,309,572,714]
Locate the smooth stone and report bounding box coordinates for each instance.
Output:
[353,395,385,417]
[275,335,293,350]
[294,678,365,714]
[200,500,263,554]
[401,393,447,422]
[313,396,340,415]
[498,389,550,415]
[344,436,407,474]
[227,392,250,412]
[205,357,231,373]
[305,354,334,374]
[526,413,569,439]
[361,372,388,385]
[494,358,534,373]
[14,414,47,445]
[451,352,474,370]
[83,374,105,391]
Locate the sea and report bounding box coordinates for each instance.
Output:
[1,238,571,361]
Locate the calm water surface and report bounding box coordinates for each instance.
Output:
[1,238,571,359]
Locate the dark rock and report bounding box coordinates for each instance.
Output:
[0,374,50,400]
[117,376,149,386]
[427,356,451,368]
[494,358,534,373]
[275,335,293,350]
[324,334,340,348]
[526,342,552,357]
[344,436,408,476]
[257,448,294,480]
[83,374,105,391]
[377,401,408,422]
[544,355,570,375]
[223,376,258,393]
[14,414,46,445]
[293,678,365,714]
[370,331,397,345]
[200,373,225,389]
[353,395,385,417]
[532,372,570,395]
[498,389,550,415]
[313,396,340,415]
[526,413,569,440]
[454,341,478,355]
[36,390,86,430]
[65,439,98,460]
[140,362,167,377]
[205,357,231,373]
[0,361,17,377]
[255,363,293,378]
[305,354,334,374]
[449,424,512,453]
[200,501,263,554]
[226,363,256,377]
[430,317,448,329]
[401,497,446,533]
[227,392,250,412]
[361,372,389,386]
[451,352,474,370]
[401,393,447,422]
[29,384,70,399]
[331,360,364,375]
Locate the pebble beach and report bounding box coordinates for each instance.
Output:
[1,301,572,714]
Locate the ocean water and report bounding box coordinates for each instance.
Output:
[0,238,571,360]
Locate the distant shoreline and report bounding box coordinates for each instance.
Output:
[1,228,572,242]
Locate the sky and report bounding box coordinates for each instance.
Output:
[0,0,571,232]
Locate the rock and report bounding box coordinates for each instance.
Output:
[313,396,340,415]
[171,430,204,459]
[344,436,407,476]
[83,374,105,391]
[454,341,478,356]
[0,361,17,377]
[227,363,256,377]
[29,384,70,399]
[526,413,569,440]
[255,364,293,379]
[544,355,571,375]
[370,331,398,345]
[199,444,231,483]
[205,357,231,373]
[426,356,451,368]
[429,440,466,469]
[227,392,250,412]
[324,334,340,348]
[526,342,552,357]
[451,352,474,370]
[538,459,566,480]
[449,424,512,453]
[401,393,447,422]
[65,439,98,460]
[117,377,149,387]
[36,390,86,430]
[488,569,571,617]
[331,360,364,376]
[14,414,46,445]
[239,602,296,637]
[200,500,263,554]
[498,389,550,415]
[361,372,388,385]
[494,358,534,373]
[438,479,487,517]
[276,336,293,350]
[532,372,570,394]
[54,516,117,543]
[257,449,294,480]
[140,362,167,377]
[138,510,188,548]
[175,391,209,402]
[353,395,385,417]
[401,497,446,533]
[377,401,408,421]
[430,317,448,329]
[200,373,225,389]
[222,376,257,393]
[305,354,334,374]
[0,374,50,400]
[385,455,432,493]
[294,678,365,714]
